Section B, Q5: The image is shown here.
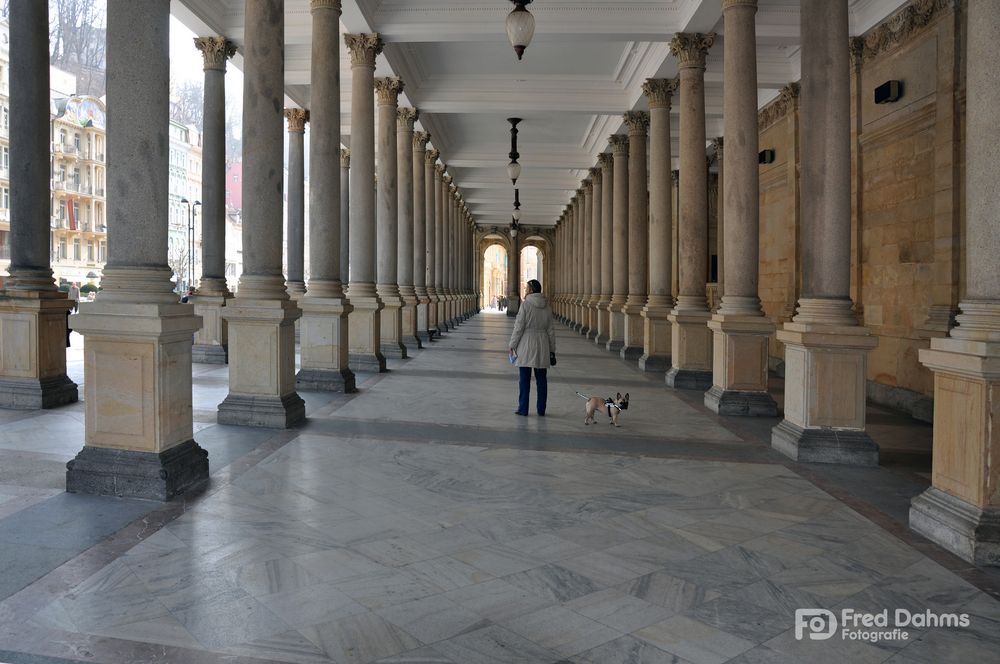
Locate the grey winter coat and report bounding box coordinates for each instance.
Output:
[508,293,556,368]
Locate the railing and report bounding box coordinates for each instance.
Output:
[95,187,105,197]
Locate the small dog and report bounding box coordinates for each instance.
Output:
[584,392,630,427]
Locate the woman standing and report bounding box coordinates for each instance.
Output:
[509,279,556,416]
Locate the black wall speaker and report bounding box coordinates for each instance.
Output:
[874,80,903,104]
[758,149,776,164]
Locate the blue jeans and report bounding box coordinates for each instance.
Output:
[518,367,548,415]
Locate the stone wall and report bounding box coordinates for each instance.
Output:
[756,0,964,420]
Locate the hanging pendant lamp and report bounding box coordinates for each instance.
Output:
[506,0,535,61]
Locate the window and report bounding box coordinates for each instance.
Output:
[1,146,8,170]
[73,239,81,261]
[59,200,67,221]
[1,187,8,210]
[87,242,94,262]
[73,201,80,221]
[1,105,8,131]
[74,134,81,150]
[59,239,67,259]
[98,241,106,262]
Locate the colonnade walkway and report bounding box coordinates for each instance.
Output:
[0,312,998,663]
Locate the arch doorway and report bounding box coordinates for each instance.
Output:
[519,245,543,299]
[481,243,508,311]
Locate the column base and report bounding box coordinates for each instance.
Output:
[620,345,643,362]
[910,487,1000,567]
[704,385,778,417]
[191,294,230,364]
[772,315,878,465]
[637,354,670,373]
[0,293,78,409]
[0,375,78,410]
[606,303,626,353]
[771,420,879,466]
[296,368,356,394]
[221,296,304,429]
[667,307,713,389]
[347,290,388,373]
[66,439,208,501]
[218,392,306,429]
[378,293,408,360]
[381,343,408,360]
[350,352,387,373]
[665,368,712,390]
[192,343,228,365]
[621,306,645,363]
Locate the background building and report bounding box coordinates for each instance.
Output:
[168,119,203,291]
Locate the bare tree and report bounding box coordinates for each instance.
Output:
[49,0,107,96]
[170,77,204,130]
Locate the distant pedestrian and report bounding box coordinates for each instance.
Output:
[68,282,80,313]
[181,287,195,303]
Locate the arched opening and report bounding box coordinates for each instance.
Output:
[520,245,542,299]
[481,242,508,311]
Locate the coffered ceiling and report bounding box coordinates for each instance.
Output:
[171,0,908,228]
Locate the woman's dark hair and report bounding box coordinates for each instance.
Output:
[527,279,542,293]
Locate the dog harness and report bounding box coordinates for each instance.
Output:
[605,398,622,418]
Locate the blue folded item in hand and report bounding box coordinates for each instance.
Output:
[509,353,517,365]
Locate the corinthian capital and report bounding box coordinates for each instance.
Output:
[597,152,613,168]
[589,167,602,181]
[670,32,715,69]
[283,108,309,133]
[722,0,757,9]
[194,36,236,72]
[642,77,679,109]
[609,134,629,155]
[413,131,431,150]
[623,110,650,135]
[426,148,440,164]
[397,107,418,130]
[344,33,383,67]
[375,77,404,105]
[341,148,350,167]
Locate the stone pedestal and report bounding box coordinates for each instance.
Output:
[67,301,207,500]
[191,294,230,364]
[296,296,356,393]
[909,335,1000,565]
[0,294,78,408]
[770,312,878,465]
[595,297,611,346]
[620,301,645,362]
[666,304,713,390]
[401,286,421,349]
[704,314,777,416]
[379,291,407,359]
[416,291,431,343]
[219,298,305,428]
[638,301,672,373]
[606,298,626,353]
[347,289,387,372]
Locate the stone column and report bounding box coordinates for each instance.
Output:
[340,149,350,283]
[66,0,205,498]
[436,169,450,327]
[374,77,407,360]
[910,0,1000,565]
[713,137,725,295]
[0,0,78,409]
[425,149,440,335]
[218,0,305,428]
[606,134,629,353]
[574,195,586,330]
[567,198,578,328]
[507,230,520,317]
[666,33,715,390]
[412,131,431,343]
[588,166,603,340]
[189,37,235,365]
[397,108,420,349]
[705,1,777,416]
[770,0,877,463]
[621,111,649,362]
[445,185,458,326]
[297,0,355,393]
[579,181,593,336]
[344,34,387,372]
[284,108,308,299]
[595,153,614,345]
[639,79,677,372]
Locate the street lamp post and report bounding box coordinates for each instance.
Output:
[180,197,201,291]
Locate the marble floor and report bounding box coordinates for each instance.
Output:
[0,312,998,664]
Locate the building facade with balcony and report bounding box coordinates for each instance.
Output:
[0,19,107,289]
[168,119,203,291]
